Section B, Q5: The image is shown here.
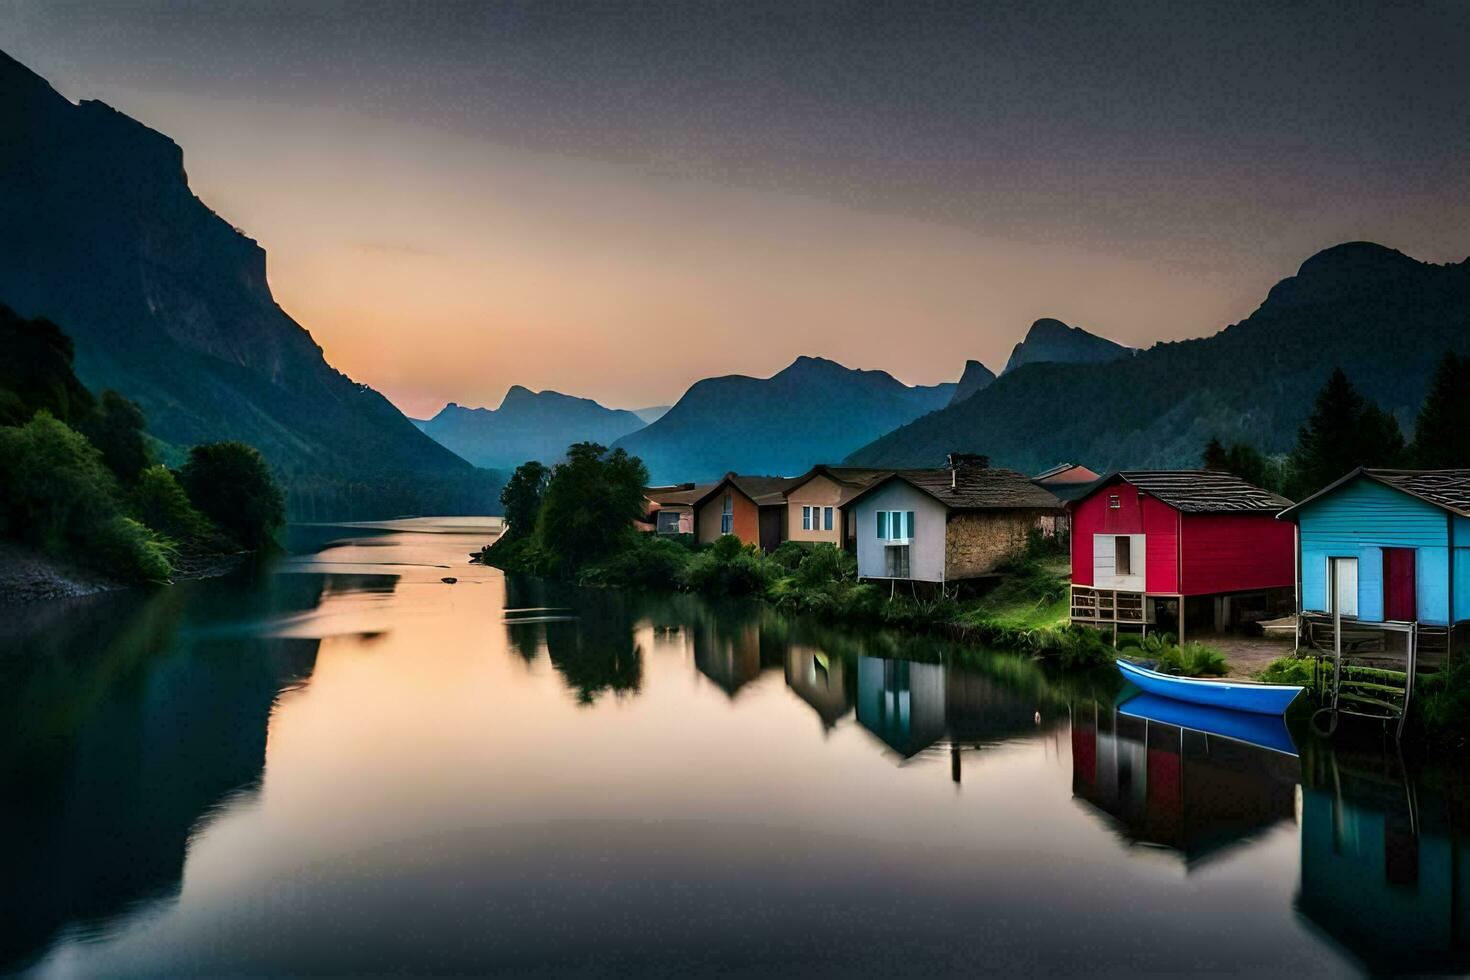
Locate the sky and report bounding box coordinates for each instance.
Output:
[6,0,1470,417]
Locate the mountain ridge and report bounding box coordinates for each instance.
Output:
[0,48,495,519]
[846,243,1470,473]
[417,386,646,469]
[612,355,956,483]
[1001,318,1134,374]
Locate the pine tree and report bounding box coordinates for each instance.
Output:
[1202,436,1228,471]
[1289,367,1404,498]
[1410,351,1470,468]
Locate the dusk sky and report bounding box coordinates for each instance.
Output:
[8,1,1469,417]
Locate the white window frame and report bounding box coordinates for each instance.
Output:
[1328,556,1359,618]
[720,493,733,535]
[823,506,833,531]
[876,510,914,543]
[802,506,812,531]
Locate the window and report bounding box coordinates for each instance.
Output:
[720,493,733,535]
[1115,535,1131,576]
[656,510,681,534]
[1108,494,1121,509]
[876,510,914,541]
[885,545,911,578]
[824,507,833,531]
[802,506,812,531]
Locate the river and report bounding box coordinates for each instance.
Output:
[1,519,1465,976]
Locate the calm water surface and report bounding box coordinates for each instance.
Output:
[2,520,1466,976]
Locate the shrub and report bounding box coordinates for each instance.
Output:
[580,534,692,588]
[94,515,175,583]
[680,536,778,597]
[1419,657,1470,742]
[769,540,809,572]
[132,464,224,550]
[1257,654,1316,686]
[179,442,286,550]
[1120,632,1229,677]
[793,543,855,588]
[0,411,120,552]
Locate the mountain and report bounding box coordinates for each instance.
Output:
[948,359,997,406]
[417,386,647,469]
[1002,318,1134,374]
[0,49,496,519]
[612,355,956,483]
[846,243,1470,473]
[632,405,671,424]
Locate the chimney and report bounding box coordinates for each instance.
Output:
[946,452,989,488]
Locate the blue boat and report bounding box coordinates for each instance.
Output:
[1118,693,1298,756]
[1115,659,1303,716]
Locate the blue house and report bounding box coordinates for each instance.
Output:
[1277,469,1470,638]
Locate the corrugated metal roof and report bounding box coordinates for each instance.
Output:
[1112,470,1293,513]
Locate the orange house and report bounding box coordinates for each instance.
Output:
[692,474,794,552]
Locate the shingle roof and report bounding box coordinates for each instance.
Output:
[729,474,799,506]
[1107,470,1293,513]
[783,464,892,504]
[1033,462,1100,484]
[841,467,1064,511]
[1279,467,1470,519]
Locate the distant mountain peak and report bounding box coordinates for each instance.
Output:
[949,359,997,406]
[1002,318,1133,374]
[419,384,645,468]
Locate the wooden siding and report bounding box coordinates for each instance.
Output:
[1180,513,1295,596]
[1297,476,1455,624]
[1070,477,1179,593]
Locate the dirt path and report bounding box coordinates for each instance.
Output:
[1188,630,1296,677]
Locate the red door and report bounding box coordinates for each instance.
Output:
[1383,548,1416,622]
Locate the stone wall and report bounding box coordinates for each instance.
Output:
[944,508,1061,580]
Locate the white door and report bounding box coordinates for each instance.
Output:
[1330,556,1358,618]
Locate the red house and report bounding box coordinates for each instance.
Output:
[1068,471,1295,640]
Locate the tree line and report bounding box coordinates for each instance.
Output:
[0,305,285,583]
[1202,351,1470,499]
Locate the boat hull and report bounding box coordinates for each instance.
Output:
[1118,693,1298,756]
[1115,659,1302,716]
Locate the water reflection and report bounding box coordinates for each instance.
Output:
[0,573,328,973]
[1071,696,1299,868]
[1297,743,1470,973]
[5,523,1470,975]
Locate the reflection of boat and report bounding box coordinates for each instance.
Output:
[1118,693,1297,757]
[1116,659,1302,715]
[1071,698,1299,869]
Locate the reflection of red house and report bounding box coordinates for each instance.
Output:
[1069,471,1295,639]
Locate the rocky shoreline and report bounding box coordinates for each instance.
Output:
[0,542,247,606]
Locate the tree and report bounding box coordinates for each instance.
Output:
[499,460,550,540]
[0,410,120,551]
[133,464,222,549]
[179,442,286,550]
[1288,367,1405,498]
[1202,437,1229,471]
[1410,351,1470,468]
[80,389,150,483]
[534,442,649,574]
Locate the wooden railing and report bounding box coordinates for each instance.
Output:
[1070,586,1146,624]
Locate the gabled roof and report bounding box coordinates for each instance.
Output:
[691,472,798,509]
[1277,467,1470,520]
[1085,470,1293,514]
[644,482,712,507]
[840,467,1064,512]
[1033,462,1100,484]
[782,464,891,503]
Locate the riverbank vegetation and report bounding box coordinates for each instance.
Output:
[0,307,285,587]
[486,450,1231,674]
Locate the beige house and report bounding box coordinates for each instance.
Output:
[781,466,888,547]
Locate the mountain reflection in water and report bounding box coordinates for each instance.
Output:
[0,520,1466,976]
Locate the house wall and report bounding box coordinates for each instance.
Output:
[850,481,949,582]
[1070,479,1180,593]
[696,485,759,546]
[1297,477,1456,624]
[654,504,693,535]
[786,473,845,545]
[944,508,1056,580]
[1180,513,1295,596]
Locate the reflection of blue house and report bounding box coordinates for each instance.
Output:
[855,657,946,758]
[1297,756,1470,973]
[1278,469,1470,638]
